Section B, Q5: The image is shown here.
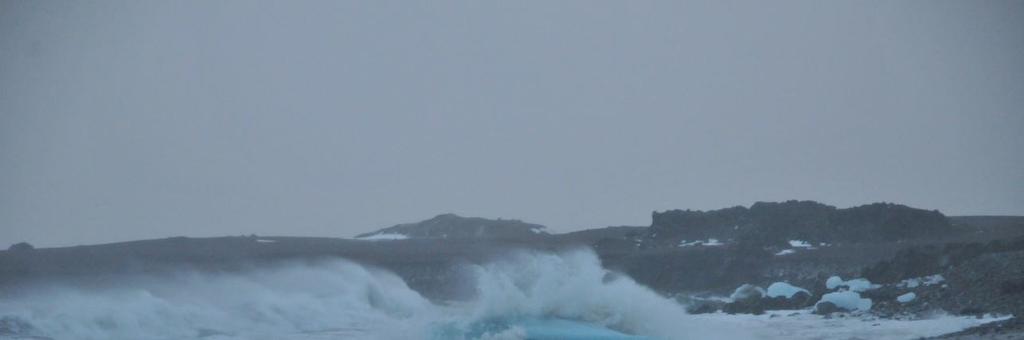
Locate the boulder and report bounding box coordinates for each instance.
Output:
[813,301,846,315]
[729,284,765,302]
[762,290,813,310]
[686,300,723,314]
[722,299,765,315]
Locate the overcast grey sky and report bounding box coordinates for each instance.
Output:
[2,1,1022,247]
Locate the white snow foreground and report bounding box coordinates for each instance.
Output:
[687,310,1011,340]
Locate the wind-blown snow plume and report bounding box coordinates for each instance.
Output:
[0,260,435,339]
[462,249,746,339]
[0,250,748,340]
[0,249,997,340]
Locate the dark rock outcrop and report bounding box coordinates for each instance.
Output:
[938,250,1024,316]
[646,201,954,247]
[862,236,1024,284]
[862,236,1024,320]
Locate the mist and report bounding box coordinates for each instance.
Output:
[2,1,1022,247]
[0,249,739,340]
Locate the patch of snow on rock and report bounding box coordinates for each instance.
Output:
[678,239,725,247]
[788,240,814,248]
[817,291,872,311]
[842,278,879,292]
[255,239,277,243]
[897,292,917,303]
[356,233,409,241]
[730,284,766,301]
[899,274,945,288]
[774,249,796,256]
[766,282,810,299]
[826,276,880,292]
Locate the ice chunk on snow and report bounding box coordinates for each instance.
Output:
[826,276,879,292]
[678,239,725,247]
[356,233,409,241]
[897,292,917,303]
[899,274,945,288]
[766,282,809,299]
[679,240,700,247]
[730,284,766,301]
[788,240,814,248]
[817,291,872,311]
[923,274,945,285]
[774,249,796,256]
[826,276,843,289]
[842,278,878,292]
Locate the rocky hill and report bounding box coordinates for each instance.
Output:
[643,201,954,248]
[355,213,549,240]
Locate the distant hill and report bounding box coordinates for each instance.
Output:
[355,213,549,240]
[644,200,954,247]
[555,226,646,243]
[2,202,1021,302]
